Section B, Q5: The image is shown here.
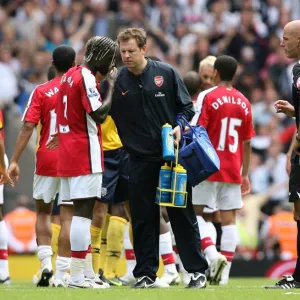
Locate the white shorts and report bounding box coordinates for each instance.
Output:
[0,154,9,205]
[33,174,64,204]
[192,181,243,211]
[59,173,102,203]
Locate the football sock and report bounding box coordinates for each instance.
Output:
[0,220,9,278]
[197,216,218,262]
[99,213,110,271]
[159,232,177,274]
[104,216,127,279]
[206,221,217,245]
[55,256,70,281]
[70,216,91,283]
[37,245,53,270]
[90,224,101,273]
[293,221,300,281]
[51,223,61,268]
[221,225,238,282]
[84,245,95,279]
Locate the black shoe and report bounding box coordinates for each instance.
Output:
[0,276,11,284]
[187,272,207,289]
[132,276,155,289]
[98,269,110,285]
[37,268,53,287]
[264,275,300,289]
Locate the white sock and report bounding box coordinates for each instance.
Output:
[55,256,70,281]
[159,232,177,274]
[70,216,91,283]
[0,220,9,278]
[124,223,135,275]
[37,245,53,270]
[197,216,219,262]
[221,225,238,282]
[206,222,217,245]
[84,246,95,279]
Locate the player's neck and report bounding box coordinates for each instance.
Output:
[128,58,148,75]
[218,81,233,88]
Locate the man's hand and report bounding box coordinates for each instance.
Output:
[274,100,295,117]
[7,161,20,183]
[241,175,250,196]
[169,125,181,146]
[106,67,118,87]
[46,132,58,150]
[0,166,14,187]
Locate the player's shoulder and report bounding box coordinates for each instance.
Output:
[197,86,218,101]
[292,61,300,74]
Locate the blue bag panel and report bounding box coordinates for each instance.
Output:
[178,125,220,187]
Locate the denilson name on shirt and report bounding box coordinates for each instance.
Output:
[211,96,249,115]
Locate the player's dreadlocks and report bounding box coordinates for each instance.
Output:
[84,36,117,64]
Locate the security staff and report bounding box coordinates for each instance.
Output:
[111,28,208,289]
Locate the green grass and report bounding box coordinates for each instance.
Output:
[1,278,299,300]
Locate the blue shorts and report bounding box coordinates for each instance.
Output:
[100,148,129,204]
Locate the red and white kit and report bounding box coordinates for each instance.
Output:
[22,77,63,204]
[56,65,104,201]
[192,86,255,210]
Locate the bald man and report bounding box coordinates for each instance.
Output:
[183,71,202,102]
[266,20,300,289]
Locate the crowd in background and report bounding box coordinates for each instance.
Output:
[0,0,300,261]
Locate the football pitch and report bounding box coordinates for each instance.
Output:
[1,278,299,300]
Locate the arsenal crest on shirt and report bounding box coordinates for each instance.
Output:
[154,76,164,87]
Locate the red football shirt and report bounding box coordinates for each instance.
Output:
[194,86,255,184]
[56,65,104,177]
[22,77,61,177]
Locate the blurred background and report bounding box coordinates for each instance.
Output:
[0,0,299,274]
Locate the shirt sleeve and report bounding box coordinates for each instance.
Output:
[293,63,300,90]
[80,68,102,114]
[21,88,42,124]
[172,68,195,123]
[197,94,210,128]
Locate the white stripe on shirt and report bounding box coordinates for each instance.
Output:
[190,86,218,126]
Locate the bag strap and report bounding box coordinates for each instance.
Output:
[178,115,197,135]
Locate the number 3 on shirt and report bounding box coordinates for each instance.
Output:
[217,117,242,153]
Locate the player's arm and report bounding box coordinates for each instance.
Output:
[0,135,13,186]
[8,122,36,182]
[286,131,296,175]
[170,68,195,144]
[274,100,295,117]
[241,139,251,196]
[9,89,40,181]
[89,67,117,124]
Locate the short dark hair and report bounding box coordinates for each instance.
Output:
[52,45,76,73]
[117,28,147,48]
[47,66,56,81]
[183,71,201,97]
[214,55,237,81]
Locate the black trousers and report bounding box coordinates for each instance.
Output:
[129,157,208,280]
